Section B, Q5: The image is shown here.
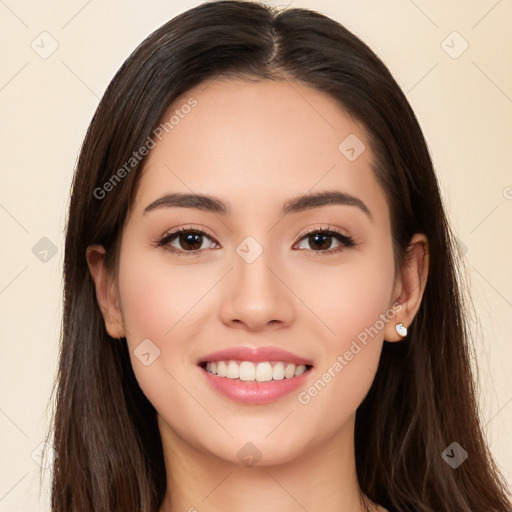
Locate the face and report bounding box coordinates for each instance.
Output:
[99,78,405,466]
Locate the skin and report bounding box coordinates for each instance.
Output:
[87,78,429,512]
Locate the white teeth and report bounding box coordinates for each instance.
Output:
[272,362,285,380]
[295,364,306,376]
[226,360,239,379]
[284,363,296,379]
[239,361,255,381]
[203,360,310,381]
[255,362,273,382]
[217,361,227,377]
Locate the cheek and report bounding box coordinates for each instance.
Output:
[293,240,395,418]
[295,242,396,353]
[332,263,394,345]
[118,244,213,343]
[119,269,170,352]
[115,242,195,380]
[116,244,214,435]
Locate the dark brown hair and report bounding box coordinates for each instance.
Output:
[48,1,512,511]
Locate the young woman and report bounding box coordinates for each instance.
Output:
[49,1,512,511]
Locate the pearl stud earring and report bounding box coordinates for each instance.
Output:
[395,322,407,337]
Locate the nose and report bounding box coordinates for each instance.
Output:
[218,246,295,332]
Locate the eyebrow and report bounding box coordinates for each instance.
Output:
[143,190,372,220]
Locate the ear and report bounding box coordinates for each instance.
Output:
[85,244,126,339]
[385,233,429,342]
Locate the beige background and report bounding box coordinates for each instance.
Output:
[0,1,511,510]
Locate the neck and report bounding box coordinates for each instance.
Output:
[158,414,374,512]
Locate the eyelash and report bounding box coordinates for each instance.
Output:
[155,225,356,257]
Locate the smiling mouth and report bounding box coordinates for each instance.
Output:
[199,360,313,382]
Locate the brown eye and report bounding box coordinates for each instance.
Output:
[295,228,355,255]
[157,227,219,255]
[304,232,336,251]
[173,231,204,251]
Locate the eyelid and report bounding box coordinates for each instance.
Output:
[158,224,217,243]
[295,223,351,241]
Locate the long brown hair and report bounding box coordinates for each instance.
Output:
[48,1,512,511]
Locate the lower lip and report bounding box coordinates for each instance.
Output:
[200,366,313,404]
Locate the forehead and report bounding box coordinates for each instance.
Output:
[130,78,387,221]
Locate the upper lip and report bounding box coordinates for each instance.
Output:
[198,346,314,366]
